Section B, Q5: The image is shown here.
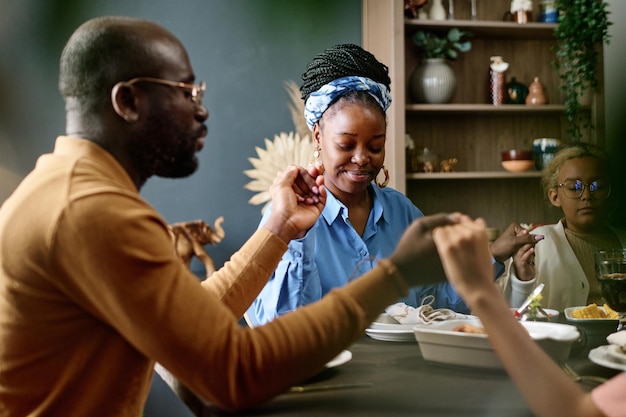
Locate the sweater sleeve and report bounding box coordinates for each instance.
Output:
[200,227,287,319]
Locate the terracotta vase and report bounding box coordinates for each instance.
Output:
[526,77,548,105]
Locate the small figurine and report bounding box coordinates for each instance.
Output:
[506,77,529,104]
[440,158,458,172]
[423,161,435,173]
[169,217,225,278]
[417,147,439,173]
[404,0,428,19]
[489,56,509,105]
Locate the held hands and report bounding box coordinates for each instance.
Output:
[388,213,460,287]
[489,222,543,264]
[432,215,497,302]
[263,164,326,243]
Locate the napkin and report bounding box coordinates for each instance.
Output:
[385,295,465,325]
[606,330,626,352]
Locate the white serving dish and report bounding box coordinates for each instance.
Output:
[413,319,579,369]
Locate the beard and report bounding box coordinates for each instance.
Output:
[130,109,200,179]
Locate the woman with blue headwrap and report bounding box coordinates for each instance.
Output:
[246,44,470,326]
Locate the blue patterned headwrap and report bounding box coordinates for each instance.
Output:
[303,75,392,131]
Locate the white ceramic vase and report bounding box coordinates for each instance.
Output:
[410,58,456,104]
[428,0,447,20]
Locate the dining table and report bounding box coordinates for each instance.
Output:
[201,321,621,417]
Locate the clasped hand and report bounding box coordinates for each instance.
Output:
[263,164,326,243]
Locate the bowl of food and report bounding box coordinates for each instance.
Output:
[501,149,535,172]
[413,318,579,369]
[564,304,619,350]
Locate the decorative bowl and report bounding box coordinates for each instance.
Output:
[501,149,534,161]
[501,160,535,172]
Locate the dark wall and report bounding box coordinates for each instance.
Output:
[0,0,362,275]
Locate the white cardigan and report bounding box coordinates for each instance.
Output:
[500,220,626,311]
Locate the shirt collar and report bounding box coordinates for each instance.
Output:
[320,184,388,226]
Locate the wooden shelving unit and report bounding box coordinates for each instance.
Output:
[362,0,604,232]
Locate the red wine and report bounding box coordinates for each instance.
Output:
[598,274,626,312]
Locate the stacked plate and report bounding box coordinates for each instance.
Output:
[365,320,418,342]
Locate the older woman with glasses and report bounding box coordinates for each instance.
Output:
[499,143,626,311]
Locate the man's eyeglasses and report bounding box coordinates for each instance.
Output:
[557,179,611,200]
[122,77,206,105]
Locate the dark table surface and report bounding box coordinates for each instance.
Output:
[203,329,621,417]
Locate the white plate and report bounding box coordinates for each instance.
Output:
[365,327,415,342]
[369,321,418,331]
[366,313,475,342]
[325,350,352,368]
[589,345,626,371]
[606,344,626,364]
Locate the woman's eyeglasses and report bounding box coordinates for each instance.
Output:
[557,179,611,200]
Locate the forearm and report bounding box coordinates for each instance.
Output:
[467,287,595,417]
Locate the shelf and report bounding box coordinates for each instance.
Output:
[405,19,557,39]
[406,171,542,180]
[363,0,601,231]
[405,104,568,114]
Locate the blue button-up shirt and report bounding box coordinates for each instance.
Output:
[246,185,470,326]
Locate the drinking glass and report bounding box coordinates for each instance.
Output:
[594,248,626,331]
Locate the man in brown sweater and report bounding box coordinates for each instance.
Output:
[0,16,454,416]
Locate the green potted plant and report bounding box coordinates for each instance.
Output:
[412,27,472,61]
[409,28,472,104]
[553,0,612,142]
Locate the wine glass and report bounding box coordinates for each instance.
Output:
[594,248,626,332]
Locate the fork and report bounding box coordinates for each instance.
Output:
[561,363,608,385]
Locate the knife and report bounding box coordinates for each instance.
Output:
[287,382,373,393]
[514,283,545,318]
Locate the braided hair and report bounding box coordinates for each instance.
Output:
[300,43,391,102]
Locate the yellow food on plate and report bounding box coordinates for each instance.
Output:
[603,304,620,319]
[571,303,619,319]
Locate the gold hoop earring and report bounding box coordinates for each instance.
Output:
[376,166,389,188]
[313,147,321,163]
